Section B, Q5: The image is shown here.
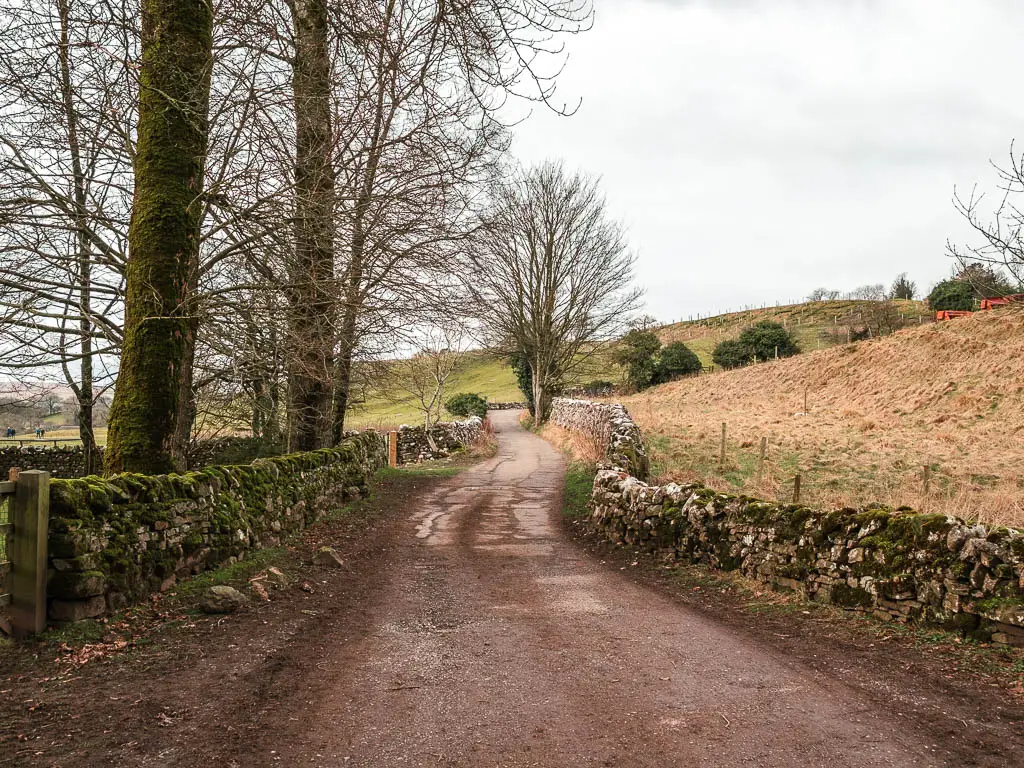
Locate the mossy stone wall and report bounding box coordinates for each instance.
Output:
[557,397,1023,647]
[0,436,285,480]
[396,417,482,464]
[592,470,1024,646]
[0,445,104,479]
[549,398,649,480]
[46,431,386,621]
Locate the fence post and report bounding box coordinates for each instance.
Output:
[11,469,49,638]
[388,431,398,468]
[792,474,802,505]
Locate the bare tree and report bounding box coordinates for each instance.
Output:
[326,0,595,441]
[467,161,641,422]
[0,0,134,472]
[807,288,841,301]
[849,284,888,301]
[949,143,1024,291]
[390,325,467,429]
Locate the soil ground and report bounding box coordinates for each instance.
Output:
[1,410,1022,767]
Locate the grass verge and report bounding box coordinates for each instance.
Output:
[563,461,597,521]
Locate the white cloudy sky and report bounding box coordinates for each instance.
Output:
[510,0,1024,322]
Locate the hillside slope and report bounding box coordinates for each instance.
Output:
[657,299,929,365]
[622,307,1024,526]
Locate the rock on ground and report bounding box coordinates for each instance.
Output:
[199,585,248,614]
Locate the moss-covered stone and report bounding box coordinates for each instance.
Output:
[46,431,387,622]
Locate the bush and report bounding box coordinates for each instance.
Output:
[445,393,487,419]
[612,329,661,390]
[652,342,702,383]
[712,322,800,370]
[739,321,799,361]
[711,338,750,370]
[927,279,976,311]
[509,352,534,415]
[890,273,917,300]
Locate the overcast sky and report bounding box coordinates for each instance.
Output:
[510,0,1024,322]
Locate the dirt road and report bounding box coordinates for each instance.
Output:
[3,410,1021,767]
[246,411,987,766]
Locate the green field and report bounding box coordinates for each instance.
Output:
[345,353,524,430]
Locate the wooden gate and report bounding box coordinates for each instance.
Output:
[0,468,50,638]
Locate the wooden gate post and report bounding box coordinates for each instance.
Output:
[11,469,49,638]
[388,431,398,468]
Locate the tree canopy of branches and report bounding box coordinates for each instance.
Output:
[0,0,597,472]
[949,143,1024,291]
[468,161,640,422]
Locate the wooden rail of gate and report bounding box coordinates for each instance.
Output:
[0,467,50,638]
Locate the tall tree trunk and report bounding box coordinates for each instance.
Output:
[56,0,97,475]
[288,0,335,452]
[105,0,212,475]
[531,354,552,424]
[330,226,364,444]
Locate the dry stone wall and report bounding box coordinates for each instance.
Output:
[549,397,649,480]
[487,402,527,411]
[558,398,1024,647]
[0,445,102,479]
[46,431,387,622]
[395,417,483,464]
[0,436,285,480]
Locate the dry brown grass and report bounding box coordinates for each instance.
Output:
[620,307,1024,527]
[538,423,605,465]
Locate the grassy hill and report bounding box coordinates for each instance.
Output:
[657,299,930,366]
[619,306,1024,527]
[345,353,523,430]
[7,299,941,447]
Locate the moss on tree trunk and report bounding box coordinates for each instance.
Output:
[105,0,212,475]
[287,0,336,452]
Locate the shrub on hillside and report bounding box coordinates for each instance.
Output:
[927,279,975,311]
[738,321,799,361]
[612,329,662,390]
[712,321,799,370]
[711,339,750,370]
[652,342,702,383]
[445,393,488,419]
[890,273,917,300]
